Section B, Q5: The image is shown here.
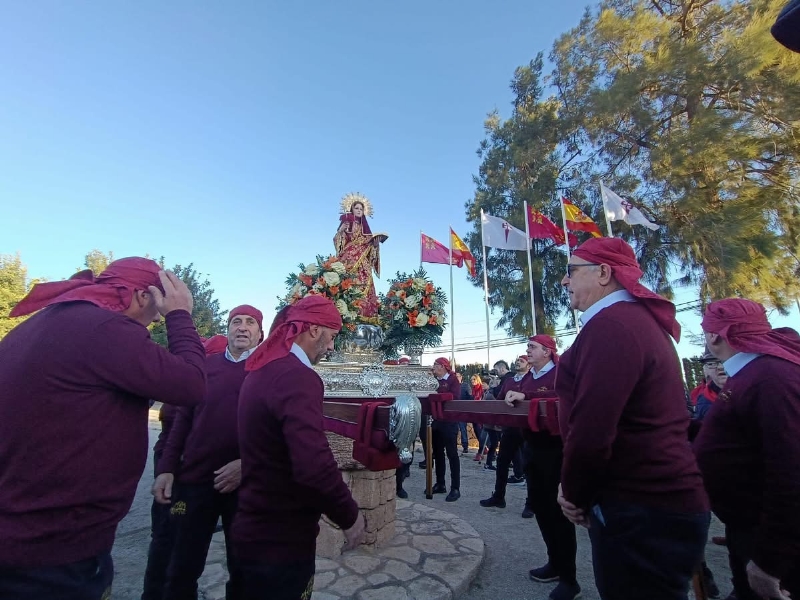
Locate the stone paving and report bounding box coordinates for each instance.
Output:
[199,499,485,600]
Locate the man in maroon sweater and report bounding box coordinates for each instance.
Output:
[0,258,206,600]
[556,238,709,600]
[695,299,800,600]
[232,296,365,600]
[431,357,463,502]
[148,305,264,600]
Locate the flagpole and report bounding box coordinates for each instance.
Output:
[420,230,424,268]
[448,228,455,366]
[560,198,581,333]
[480,210,492,369]
[600,182,614,237]
[523,201,538,336]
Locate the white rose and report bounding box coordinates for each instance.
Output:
[415,313,429,327]
[322,271,341,287]
[412,278,427,290]
[312,283,322,291]
[335,300,348,315]
[304,264,320,276]
[330,262,346,274]
[404,294,421,309]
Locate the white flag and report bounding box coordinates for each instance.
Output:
[481,212,530,250]
[600,183,660,231]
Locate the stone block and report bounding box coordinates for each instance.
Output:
[358,586,411,600]
[351,474,382,509]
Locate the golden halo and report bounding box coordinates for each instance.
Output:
[340,192,374,217]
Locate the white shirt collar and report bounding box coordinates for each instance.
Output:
[438,372,450,381]
[579,290,636,326]
[224,346,257,363]
[531,360,555,379]
[290,343,313,369]
[723,352,762,377]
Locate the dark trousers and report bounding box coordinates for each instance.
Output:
[237,559,315,600]
[524,434,577,583]
[163,482,240,600]
[458,422,483,451]
[0,552,113,600]
[725,525,800,599]
[494,427,526,498]
[588,500,710,600]
[141,452,176,600]
[432,423,460,489]
[478,428,501,464]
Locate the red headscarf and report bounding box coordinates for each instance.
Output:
[702,299,800,367]
[9,257,164,317]
[229,305,263,331]
[245,295,342,371]
[529,334,559,364]
[573,238,680,341]
[434,357,453,372]
[203,334,228,355]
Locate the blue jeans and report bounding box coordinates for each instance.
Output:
[588,499,710,600]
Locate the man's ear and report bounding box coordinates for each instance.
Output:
[307,324,321,339]
[597,264,614,285]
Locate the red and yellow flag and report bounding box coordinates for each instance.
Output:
[421,233,460,266]
[450,229,477,277]
[562,198,602,238]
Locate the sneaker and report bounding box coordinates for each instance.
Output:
[507,475,526,485]
[431,483,447,494]
[461,448,469,455]
[549,581,581,600]
[529,563,560,583]
[484,464,497,471]
[445,489,461,502]
[521,503,534,519]
[479,494,506,508]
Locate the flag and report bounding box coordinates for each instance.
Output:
[421,233,460,266]
[600,183,659,231]
[562,198,603,238]
[480,212,530,251]
[450,229,477,276]
[526,206,578,247]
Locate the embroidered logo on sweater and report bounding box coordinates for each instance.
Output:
[170,501,187,516]
[300,575,314,600]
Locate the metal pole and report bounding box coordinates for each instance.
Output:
[600,182,614,237]
[449,228,455,365]
[480,210,492,369]
[561,198,581,332]
[425,415,433,499]
[523,201,537,336]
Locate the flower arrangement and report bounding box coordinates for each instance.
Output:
[379,268,447,358]
[279,255,365,335]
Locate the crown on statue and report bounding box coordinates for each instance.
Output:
[340,192,374,217]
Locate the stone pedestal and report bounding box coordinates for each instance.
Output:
[317,434,397,559]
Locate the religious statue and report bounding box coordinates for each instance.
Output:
[334,193,388,318]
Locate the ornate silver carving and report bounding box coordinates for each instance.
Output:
[358,364,391,397]
[402,342,425,365]
[316,363,438,397]
[389,395,422,464]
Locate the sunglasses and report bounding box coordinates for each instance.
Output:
[566,262,598,278]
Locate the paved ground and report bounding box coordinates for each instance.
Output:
[111,411,734,599]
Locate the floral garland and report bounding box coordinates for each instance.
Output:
[279,255,365,334]
[379,268,446,357]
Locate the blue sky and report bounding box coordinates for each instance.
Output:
[3,1,798,366]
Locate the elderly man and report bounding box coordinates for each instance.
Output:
[695,299,800,600]
[0,258,205,600]
[430,357,463,502]
[149,305,264,600]
[231,296,365,600]
[557,238,709,600]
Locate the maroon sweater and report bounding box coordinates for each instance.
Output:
[557,302,708,512]
[232,352,359,563]
[153,402,178,457]
[0,302,205,567]
[497,368,555,400]
[694,355,800,577]
[158,354,248,484]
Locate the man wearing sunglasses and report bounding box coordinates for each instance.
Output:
[556,238,709,600]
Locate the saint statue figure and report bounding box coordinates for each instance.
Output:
[334,193,388,317]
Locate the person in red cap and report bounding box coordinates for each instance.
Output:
[695,299,800,600]
[0,258,206,600]
[429,357,463,502]
[231,296,365,599]
[556,238,709,600]
[147,305,264,600]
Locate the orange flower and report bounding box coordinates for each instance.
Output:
[341,280,352,290]
[346,323,356,331]
[407,310,418,326]
[329,286,339,295]
[422,296,432,308]
[425,283,434,294]
[429,315,437,325]
[398,291,406,299]
[387,290,395,297]
[299,274,312,286]
[316,277,325,288]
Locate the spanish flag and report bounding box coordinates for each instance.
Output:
[450,228,477,277]
[562,198,603,238]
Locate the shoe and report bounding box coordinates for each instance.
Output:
[529,563,560,583]
[711,535,727,546]
[461,448,469,455]
[549,581,581,600]
[473,454,482,462]
[521,504,534,519]
[431,483,447,494]
[484,464,496,471]
[396,487,408,499]
[479,494,506,508]
[418,460,427,469]
[445,489,461,502]
[508,475,526,485]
